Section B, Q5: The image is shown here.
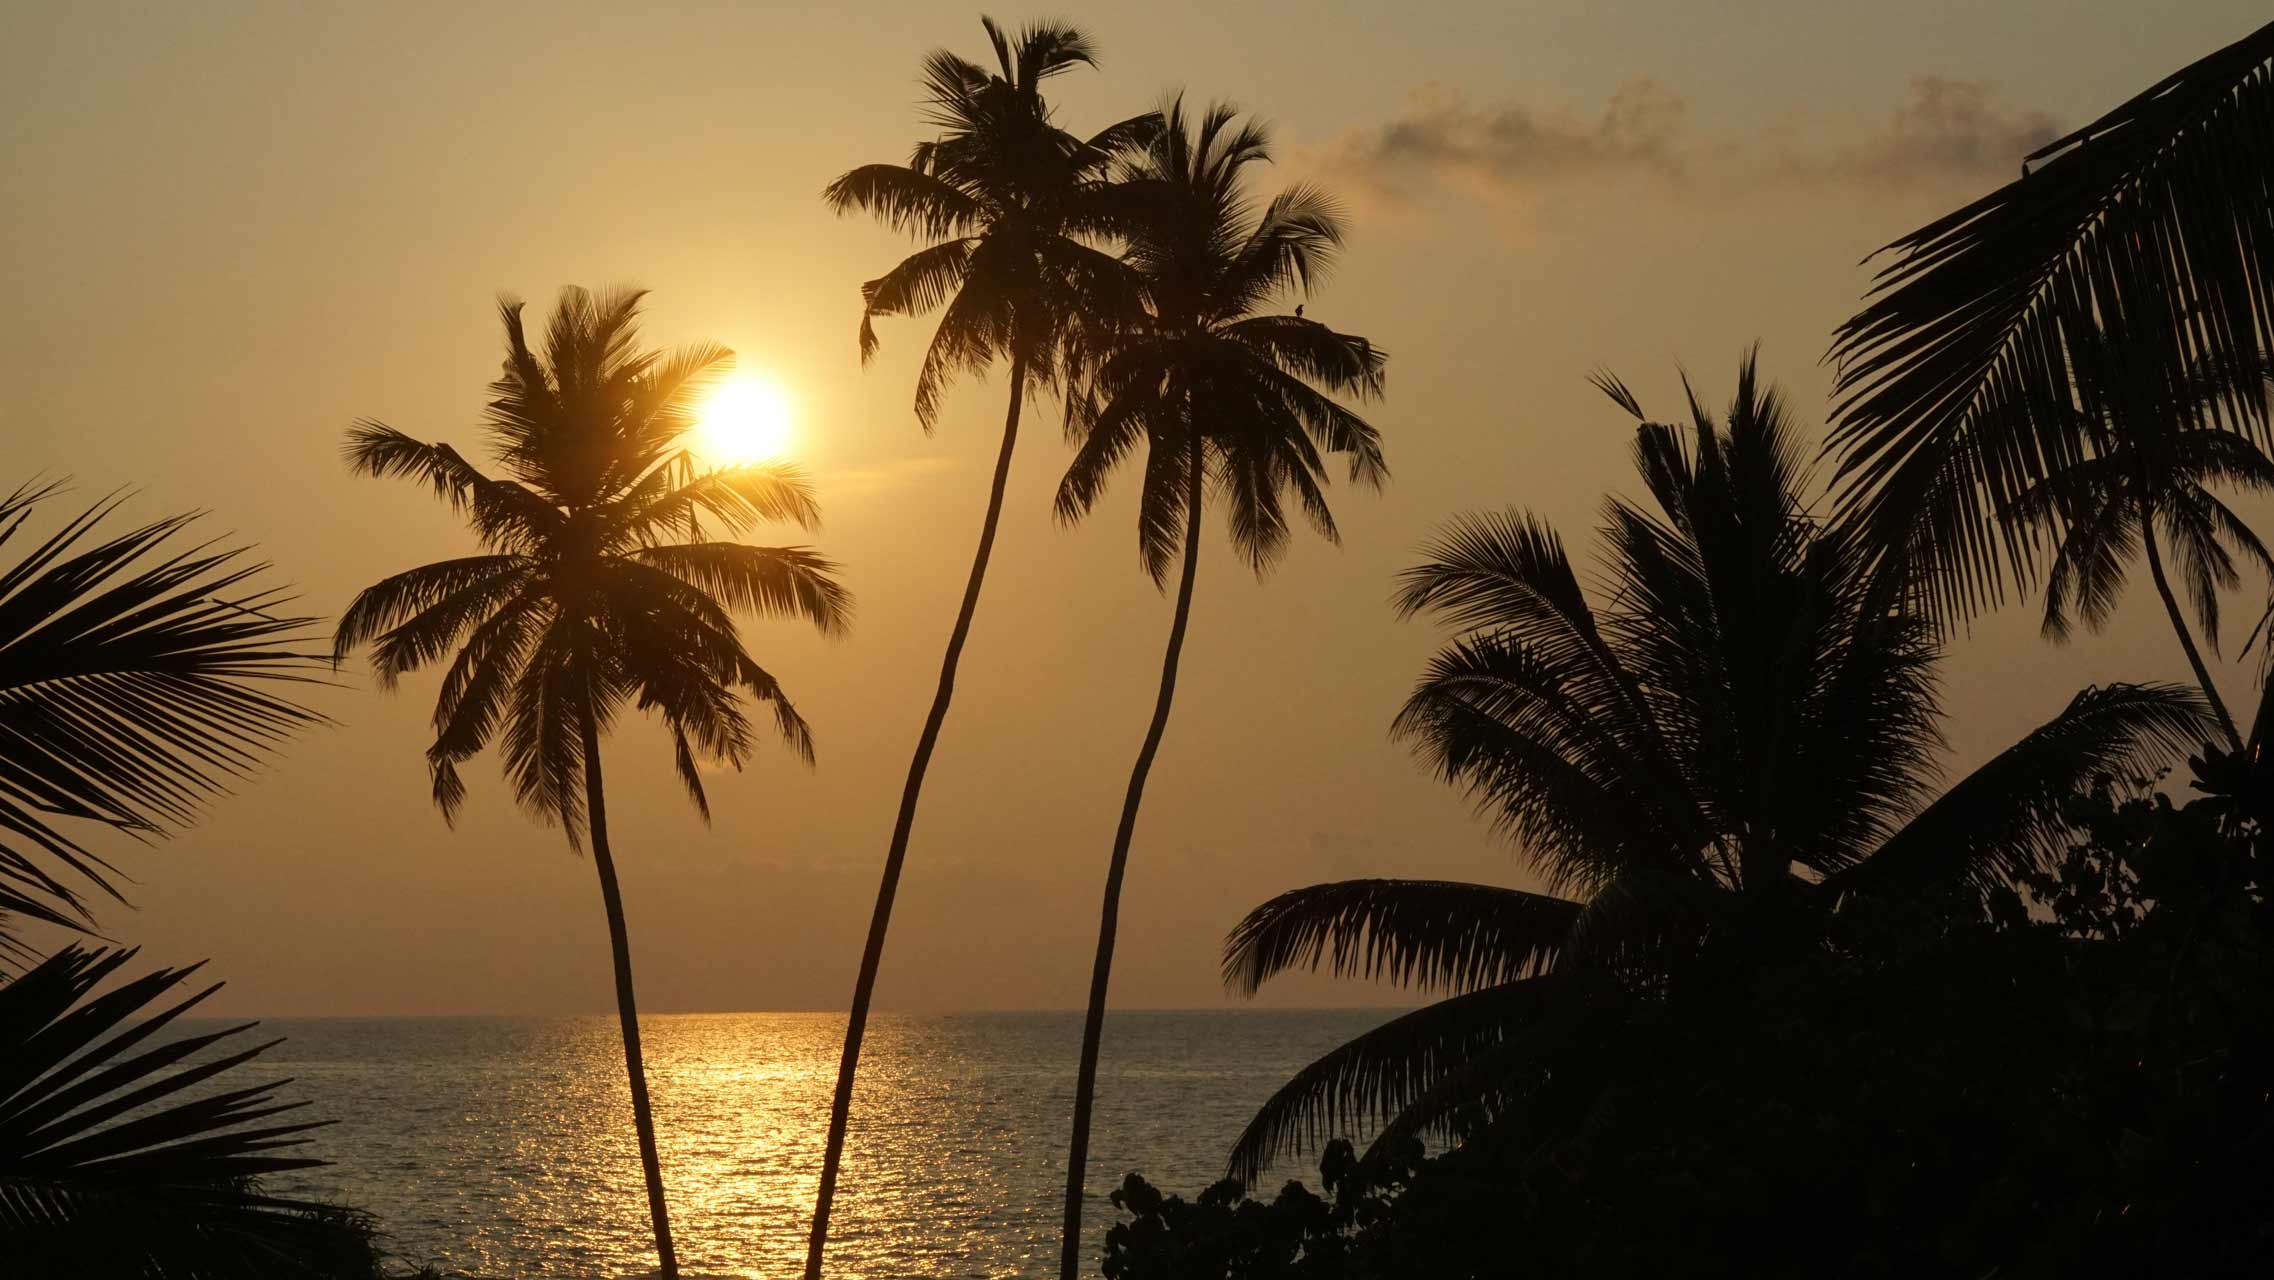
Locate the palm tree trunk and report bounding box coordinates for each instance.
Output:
[580,707,679,1280]
[1058,432,1206,1280]
[806,353,1029,1280]
[2139,508,2243,747]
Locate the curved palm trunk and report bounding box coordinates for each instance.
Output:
[1058,434,1206,1280]
[806,354,1029,1280]
[2139,507,2243,747]
[580,708,679,1280]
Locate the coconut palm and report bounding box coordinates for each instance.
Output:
[808,19,1157,1276]
[1050,100,1386,1278]
[2005,351,2274,747]
[1218,356,2213,1181]
[0,479,324,965]
[333,287,848,1280]
[1826,19,2274,623]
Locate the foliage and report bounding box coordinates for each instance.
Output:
[0,945,391,1279]
[0,480,324,964]
[1217,356,2216,1181]
[822,16,1160,422]
[1826,20,2274,621]
[809,20,1152,1280]
[334,286,849,834]
[1051,97,1388,1279]
[1056,97,1387,580]
[337,286,851,1280]
[1114,771,2274,1278]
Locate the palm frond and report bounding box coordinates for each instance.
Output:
[1825,20,2274,622]
[626,543,852,637]
[342,424,560,553]
[1221,878,1580,997]
[1224,978,1559,1183]
[854,239,980,364]
[600,461,823,548]
[0,945,377,1279]
[1833,682,2217,902]
[0,485,326,946]
[821,165,988,241]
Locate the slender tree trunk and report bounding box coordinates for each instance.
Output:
[805,354,1029,1280]
[1059,432,1207,1280]
[581,707,679,1280]
[2139,507,2243,748]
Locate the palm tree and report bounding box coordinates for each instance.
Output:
[1217,356,2213,1182]
[1051,100,1386,1278]
[2005,352,2274,746]
[0,479,324,964]
[333,287,849,1280]
[1826,19,2274,623]
[0,945,381,1278]
[808,20,1157,1276]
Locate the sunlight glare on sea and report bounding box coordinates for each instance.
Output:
[216,1009,1389,1279]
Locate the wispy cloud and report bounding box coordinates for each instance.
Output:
[1777,77,2059,184]
[1309,76,2058,211]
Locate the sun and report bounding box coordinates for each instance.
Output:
[696,375,795,463]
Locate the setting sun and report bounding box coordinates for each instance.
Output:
[697,375,795,463]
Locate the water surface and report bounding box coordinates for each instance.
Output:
[220,1009,1390,1279]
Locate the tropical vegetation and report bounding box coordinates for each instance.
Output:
[1050,97,1386,1279]
[0,480,324,964]
[331,286,850,1280]
[6,11,2274,1280]
[1214,355,2214,1181]
[806,21,1160,1277]
[1108,759,2274,1276]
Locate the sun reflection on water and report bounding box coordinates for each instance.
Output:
[218,1010,1387,1279]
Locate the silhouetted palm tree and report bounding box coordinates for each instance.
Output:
[1219,356,2212,1181]
[808,19,1157,1276]
[0,945,378,1277]
[2006,353,2274,746]
[333,287,848,1280]
[1051,100,1385,1278]
[0,479,324,965]
[1827,20,2274,622]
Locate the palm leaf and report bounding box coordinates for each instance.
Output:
[0,483,325,955]
[1826,20,2274,621]
[0,945,376,1279]
[1224,977,1559,1183]
[1831,681,2216,902]
[1221,878,1580,997]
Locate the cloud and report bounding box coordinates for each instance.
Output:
[1341,78,1687,198]
[1802,76,2059,184]
[1309,75,2058,211]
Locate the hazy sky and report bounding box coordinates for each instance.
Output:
[5,1,2268,1016]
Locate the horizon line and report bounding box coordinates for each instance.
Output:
[189,1003,1421,1021]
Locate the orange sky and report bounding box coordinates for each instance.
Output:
[5,1,2269,1014]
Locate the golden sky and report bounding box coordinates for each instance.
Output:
[5,1,2268,1014]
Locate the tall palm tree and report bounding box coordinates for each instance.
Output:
[333,287,849,1280]
[1051,100,1386,1279]
[1217,356,2212,1182]
[808,19,1156,1277]
[1826,19,2274,623]
[2005,353,2274,746]
[0,478,324,964]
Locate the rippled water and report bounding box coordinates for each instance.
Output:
[206,1010,1390,1279]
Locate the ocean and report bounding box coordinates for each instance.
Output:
[212,1009,1394,1279]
